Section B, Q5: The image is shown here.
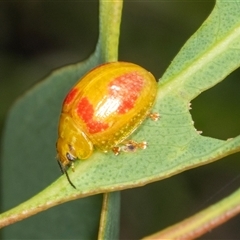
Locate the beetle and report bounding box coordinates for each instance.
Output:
[56,62,158,188]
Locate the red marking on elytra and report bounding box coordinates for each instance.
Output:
[77,97,109,134]
[64,88,78,105]
[109,72,144,114]
[77,97,94,122]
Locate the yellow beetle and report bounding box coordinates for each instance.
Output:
[56,62,158,188]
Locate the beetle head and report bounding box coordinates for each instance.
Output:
[56,113,93,188]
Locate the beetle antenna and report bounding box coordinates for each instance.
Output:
[57,160,76,189]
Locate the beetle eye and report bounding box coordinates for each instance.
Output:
[66,152,76,162]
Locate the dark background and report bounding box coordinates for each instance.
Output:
[1,1,240,239]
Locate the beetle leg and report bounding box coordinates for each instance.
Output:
[122,140,147,152]
[148,112,160,121]
[112,140,147,155]
[112,146,121,155]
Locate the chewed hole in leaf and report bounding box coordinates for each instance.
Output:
[191,68,240,140]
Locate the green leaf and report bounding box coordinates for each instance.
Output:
[1,0,240,238]
[33,0,240,196]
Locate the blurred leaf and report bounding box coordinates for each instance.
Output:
[98,192,121,240]
[143,187,240,239]
[1,45,104,239]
